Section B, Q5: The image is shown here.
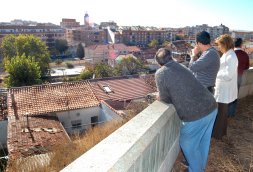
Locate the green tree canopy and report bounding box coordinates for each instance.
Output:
[162,40,172,48]
[5,54,41,87]
[79,66,94,80]
[115,57,144,76]
[55,39,68,55]
[76,43,84,59]
[94,63,115,78]
[79,63,115,80]
[148,39,159,49]
[1,34,50,76]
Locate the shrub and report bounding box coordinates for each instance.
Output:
[65,62,74,69]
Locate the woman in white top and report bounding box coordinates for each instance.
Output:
[212,34,238,140]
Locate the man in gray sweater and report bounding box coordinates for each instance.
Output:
[155,48,217,172]
[189,31,220,94]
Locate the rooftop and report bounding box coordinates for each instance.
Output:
[89,75,156,102]
[7,81,100,117]
[7,114,70,160]
[171,40,193,53]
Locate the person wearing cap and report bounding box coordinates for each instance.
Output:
[189,31,220,94]
[155,48,217,172]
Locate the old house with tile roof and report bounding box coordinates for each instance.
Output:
[169,40,193,64]
[7,81,120,160]
[85,43,141,66]
[89,75,156,110]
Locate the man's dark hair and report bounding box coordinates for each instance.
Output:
[234,38,243,47]
[196,31,211,45]
[155,48,172,66]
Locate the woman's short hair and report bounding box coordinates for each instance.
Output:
[155,48,172,66]
[215,34,234,52]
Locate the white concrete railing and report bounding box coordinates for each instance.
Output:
[238,67,253,99]
[61,101,181,172]
[0,120,7,148]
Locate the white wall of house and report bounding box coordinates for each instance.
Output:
[100,103,121,122]
[0,120,7,148]
[55,106,100,135]
[55,105,120,135]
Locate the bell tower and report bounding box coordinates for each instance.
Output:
[84,12,89,26]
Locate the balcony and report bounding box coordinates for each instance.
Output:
[62,68,253,172]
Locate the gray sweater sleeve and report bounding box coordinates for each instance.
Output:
[189,52,214,72]
[155,70,172,104]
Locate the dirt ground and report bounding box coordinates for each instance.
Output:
[172,95,253,172]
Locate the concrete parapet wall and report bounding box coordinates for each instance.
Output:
[61,101,181,172]
[238,68,253,99]
[0,120,7,148]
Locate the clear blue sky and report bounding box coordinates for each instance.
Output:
[1,0,252,31]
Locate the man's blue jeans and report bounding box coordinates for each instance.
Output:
[179,108,218,172]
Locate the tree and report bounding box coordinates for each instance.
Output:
[94,63,114,78]
[79,67,94,80]
[175,35,183,40]
[1,34,16,59]
[162,40,171,48]
[5,54,41,87]
[115,57,144,76]
[148,39,159,49]
[55,39,68,55]
[76,43,84,59]
[1,34,50,76]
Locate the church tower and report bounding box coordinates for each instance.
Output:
[84,12,89,26]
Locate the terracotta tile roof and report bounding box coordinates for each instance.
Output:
[141,48,157,59]
[172,40,193,53]
[7,81,99,117]
[127,46,141,53]
[7,114,70,160]
[86,44,128,51]
[141,74,157,91]
[89,75,155,102]
[245,47,253,54]
[110,43,128,51]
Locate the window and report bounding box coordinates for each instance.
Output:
[71,120,82,129]
[91,116,98,127]
[103,86,112,93]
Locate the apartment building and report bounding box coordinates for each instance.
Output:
[66,28,107,47]
[183,24,229,40]
[60,18,80,28]
[0,24,65,51]
[231,31,253,41]
[110,26,172,47]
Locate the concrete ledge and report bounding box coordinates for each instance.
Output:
[61,101,181,172]
[0,120,7,148]
[239,68,253,99]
